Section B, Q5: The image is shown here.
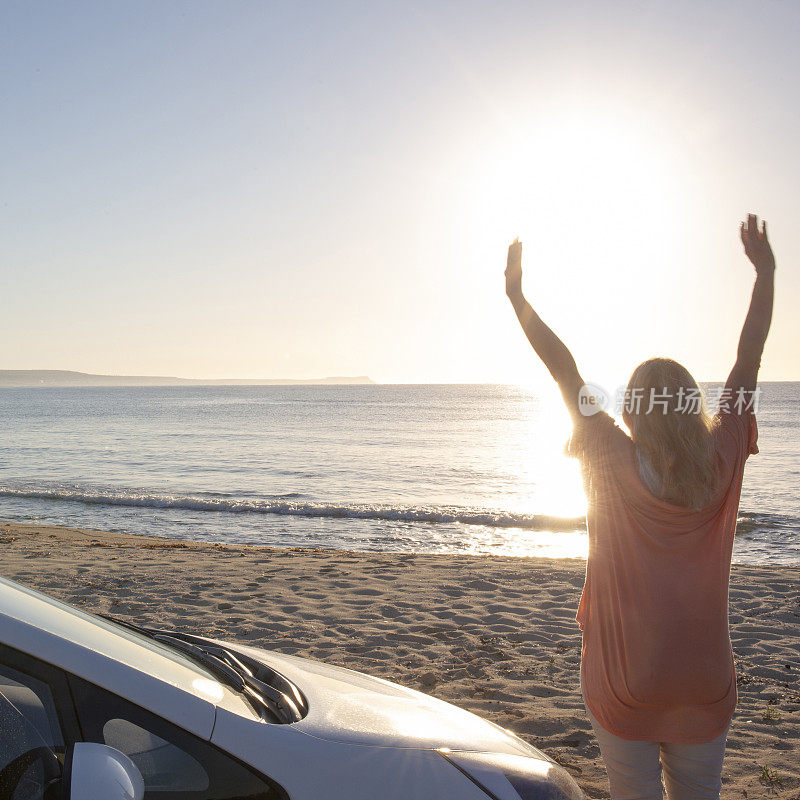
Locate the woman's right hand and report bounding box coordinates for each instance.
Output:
[740,213,775,274]
[505,238,523,299]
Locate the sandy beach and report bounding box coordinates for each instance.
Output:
[1,519,797,798]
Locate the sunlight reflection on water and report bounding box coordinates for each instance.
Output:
[463,527,590,560]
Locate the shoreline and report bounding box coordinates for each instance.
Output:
[1,520,798,798]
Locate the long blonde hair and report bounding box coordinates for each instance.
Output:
[624,358,718,510]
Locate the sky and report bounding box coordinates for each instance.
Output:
[2,0,799,385]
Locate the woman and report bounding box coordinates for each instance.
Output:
[505,214,775,800]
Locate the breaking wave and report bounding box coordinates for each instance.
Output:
[0,484,586,532]
[1,485,794,538]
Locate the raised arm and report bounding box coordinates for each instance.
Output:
[505,239,585,420]
[725,213,776,395]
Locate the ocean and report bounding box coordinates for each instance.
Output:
[0,383,797,565]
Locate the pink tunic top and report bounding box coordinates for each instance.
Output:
[569,405,758,743]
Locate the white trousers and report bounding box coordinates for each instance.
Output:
[584,701,729,800]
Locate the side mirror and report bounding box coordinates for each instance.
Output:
[65,743,144,800]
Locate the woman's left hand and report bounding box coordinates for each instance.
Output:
[740,214,775,274]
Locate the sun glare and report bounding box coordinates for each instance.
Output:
[446,103,689,385]
[466,108,682,281]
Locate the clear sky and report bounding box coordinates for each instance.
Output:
[2,0,798,385]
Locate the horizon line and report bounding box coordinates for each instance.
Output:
[0,369,797,387]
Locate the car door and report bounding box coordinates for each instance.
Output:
[67,674,287,800]
[0,643,287,800]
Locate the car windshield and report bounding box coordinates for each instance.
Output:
[1,578,220,682]
[82,613,223,680]
[102,616,307,724]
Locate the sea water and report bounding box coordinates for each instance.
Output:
[0,383,796,564]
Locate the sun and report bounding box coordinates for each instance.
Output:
[443,102,688,385]
[464,106,683,283]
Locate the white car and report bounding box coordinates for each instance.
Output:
[0,575,585,800]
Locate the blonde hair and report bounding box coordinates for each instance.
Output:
[624,358,718,510]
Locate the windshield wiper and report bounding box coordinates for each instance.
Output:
[99,614,305,724]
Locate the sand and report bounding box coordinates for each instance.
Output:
[0,520,797,798]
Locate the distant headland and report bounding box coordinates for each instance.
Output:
[0,371,374,387]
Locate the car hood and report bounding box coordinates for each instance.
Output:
[226,642,550,758]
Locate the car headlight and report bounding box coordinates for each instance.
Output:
[439,750,585,800]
